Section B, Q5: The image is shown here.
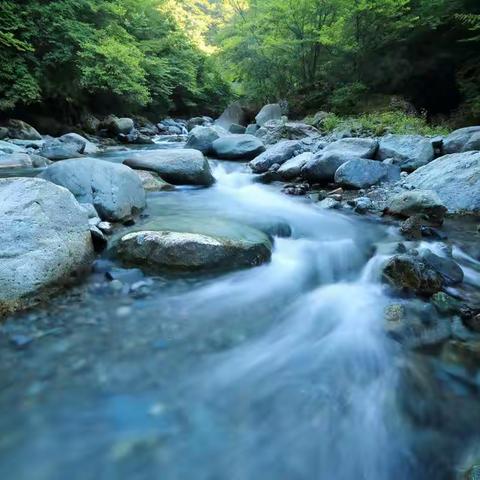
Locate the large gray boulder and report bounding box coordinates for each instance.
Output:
[405,151,480,214]
[185,125,227,154]
[0,178,94,315]
[387,190,447,226]
[2,119,42,140]
[212,135,265,160]
[0,153,34,169]
[256,122,320,145]
[249,140,301,172]
[41,158,146,221]
[377,134,434,171]
[301,151,356,183]
[39,138,84,161]
[123,149,215,186]
[255,103,282,127]
[334,159,400,189]
[277,152,313,180]
[103,116,134,135]
[216,102,246,130]
[443,126,480,154]
[116,229,272,272]
[323,137,378,159]
[59,133,99,155]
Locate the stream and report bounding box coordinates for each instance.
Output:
[0,140,480,479]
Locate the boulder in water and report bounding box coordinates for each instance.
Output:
[255,103,282,127]
[39,138,84,160]
[116,229,272,272]
[103,116,134,136]
[0,178,94,315]
[135,170,175,191]
[382,254,444,296]
[420,249,464,286]
[277,152,313,180]
[301,151,356,183]
[59,132,99,155]
[185,125,227,154]
[41,158,146,221]
[377,134,434,171]
[405,151,480,214]
[216,102,246,130]
[2,119,42,140]
[250,140,302,172]
[334,159,400,189]
[212,135,265,160]
[387,190,447,226]
[443,126,480,154]
[323,137,378,159]
[123,149,215,186]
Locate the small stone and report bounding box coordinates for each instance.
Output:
[98,221,113,235]
[400,215,423,240]
[318,198,341,209]
[9,334,33,350]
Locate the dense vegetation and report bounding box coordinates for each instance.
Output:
[218,0,480,124]
[0,0,230,121]
[1,0,479,125]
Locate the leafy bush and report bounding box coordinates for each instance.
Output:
[315,111,448,137]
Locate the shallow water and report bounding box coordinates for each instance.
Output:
[1,144,480,479]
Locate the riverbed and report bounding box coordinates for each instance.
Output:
[0,141,479,480]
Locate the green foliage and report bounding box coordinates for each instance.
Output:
[216,0,480,123]
[0,0,231,116]
[316,111,448,136]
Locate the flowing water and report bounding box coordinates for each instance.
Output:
[0,141,480,479]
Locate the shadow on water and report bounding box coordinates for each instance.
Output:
[0,148,479,479]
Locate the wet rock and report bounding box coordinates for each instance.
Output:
[382,255,444,296]
[442,340,480,367]
[277,152,313,180]
[255,103,282,127]
[228,123,246,134]
[185,125,227,154]
[377,134,434,171]
[116,230,272,272]
[2,119,42,140]
[384,301,451,348]
[39,138,84,160]
[245,124,259,135]
[0,178,94,315]
[302,152,360,183]
[431,292,464,315]
[387,190,447,226]
[352,197,372,214]
[98,221,113,235]
[405,152,480,214]
[323,137,378,159]
[282,183,309,196]
[212,135,265,160]
[41,158,146,221]
[0,153,34,169]
[318,198,341,209]
[103,116,134,135]
[135,170,175,191]
[400,215,423,240]
[59,132,99,155]
[443,126,480,154]
[123,149,215,186]
[335,159,400,189]
[420,249,464,286]
[250,140,301,172]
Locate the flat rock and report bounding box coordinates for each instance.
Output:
[41,158,146,221]
[116,229,272,272]
[123,149,215,186]
[323,137,378,159]
[212,135,265,160]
